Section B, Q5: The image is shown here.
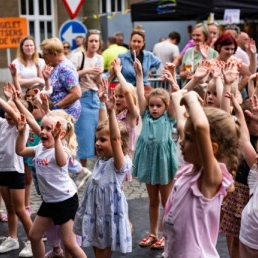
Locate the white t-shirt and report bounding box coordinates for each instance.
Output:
[33,143,77,203]
[0,117,29,173]
[153,40,180,75]
[12,58,45,94]
[239,164,258,250]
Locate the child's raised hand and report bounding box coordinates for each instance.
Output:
[105,89,115,112]
[133,58,143,75]
[164,62,176,78]
[8,63,17,77]
[112,58,122,75]
[211,61,224,78]
[17,114,27,132]
[245,95,258,122]
[98,79,109,102]
[3,82,16,100]
[194,60,210,80]
[222,62,239,85]
[39,93,49,114]
[52,121,61,140]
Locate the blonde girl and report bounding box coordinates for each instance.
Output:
[133,59,178,249]
[99,58,139,181]
[16,110,86,258]
[74,92,132,258]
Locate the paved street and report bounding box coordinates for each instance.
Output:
[0,158,229,257]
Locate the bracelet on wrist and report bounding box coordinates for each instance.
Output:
[99,102,106,109]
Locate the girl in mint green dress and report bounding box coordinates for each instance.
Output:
[132,59,178,249]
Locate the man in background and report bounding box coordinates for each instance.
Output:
[153,31,181,75]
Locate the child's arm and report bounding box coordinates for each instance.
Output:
[52,121,69,167]
[134,59,147,115]
[0,91,20,125]
[248,73,258,98]
[16,114,35,157]
[183,60,210,91]
[225,92,257,168]
[113,58,139,126]
[180,91,222,198]
[98,79,108,123]
[7,83,41,136]
[220,62,239,113]
[8,63,22,93]
[105,93,125,170]
[171,89,188,140]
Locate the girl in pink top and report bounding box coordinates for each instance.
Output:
[163,91,240,258]
[99,58,139,181]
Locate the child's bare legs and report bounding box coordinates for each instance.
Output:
[29,215,52,258]
[146,181,173,238]
[226,235,239,258]
[93,246,112,258]
[24,164,32,211]
[0,186,18,238]
[146,184,160,237]
[1,186,32,236]
[60,219,86,258]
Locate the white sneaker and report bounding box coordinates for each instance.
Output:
[0,236,19,253]
[19,241,33,257]
[73,167,92,189]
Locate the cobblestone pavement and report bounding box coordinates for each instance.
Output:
[24,157,149,214]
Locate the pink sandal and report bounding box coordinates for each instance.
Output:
[0,213,8,222]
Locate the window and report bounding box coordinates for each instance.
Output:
[19,0,55,48]
[100,0,125,13]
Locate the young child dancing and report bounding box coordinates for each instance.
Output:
[16,110,87,258]
[0,92,33,257]
[133,59,178,249]
[99,58,139,181]
[74,91,132,258]
[162,91,240,257]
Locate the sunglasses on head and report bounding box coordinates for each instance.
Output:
[88,29,101,34]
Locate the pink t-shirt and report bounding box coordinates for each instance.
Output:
[163,162,233,258]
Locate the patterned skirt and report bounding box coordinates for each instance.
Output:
[220,181,250,237]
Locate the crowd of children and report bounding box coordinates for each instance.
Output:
[1,30,258,258]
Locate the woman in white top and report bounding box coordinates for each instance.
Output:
[12,35,45,96]
[12,35,46,223]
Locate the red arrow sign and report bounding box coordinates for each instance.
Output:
[62,0,84,19]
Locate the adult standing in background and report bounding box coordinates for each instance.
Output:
[179,23,218,86]
[71,29,103,168]
[153,31,181,74]
[118,25,161,89]
[40,37,81,120]
[72,35,85,55]
[12,35,45,96]
[114,31,129,49]
[102,36,127,72]
[207,21,219,48]
[63,41,72,60]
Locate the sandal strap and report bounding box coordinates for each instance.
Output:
[142,234,157,242]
